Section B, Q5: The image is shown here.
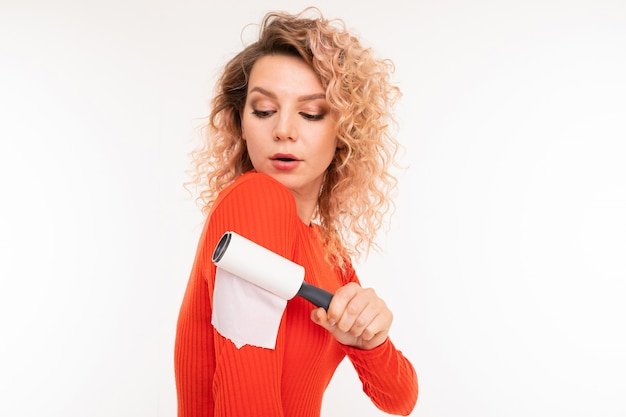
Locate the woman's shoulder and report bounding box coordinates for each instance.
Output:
[232,171,289,191]
[222,171,292,199]
[207,172,300,255]
[212,172,297,216]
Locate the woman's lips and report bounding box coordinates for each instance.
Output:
[271,153,300,171]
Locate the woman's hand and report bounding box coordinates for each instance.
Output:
[310,282,393,350]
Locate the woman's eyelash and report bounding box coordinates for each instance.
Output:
[300,112,325,121]
[251,109,325,121]
[252,109,274,118]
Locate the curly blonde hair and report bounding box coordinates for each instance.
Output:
[188,7,401,270]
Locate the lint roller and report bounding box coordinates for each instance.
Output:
[212,231,334,310]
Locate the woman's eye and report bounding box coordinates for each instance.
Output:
[252,109,274,118]
[301,112,325,121]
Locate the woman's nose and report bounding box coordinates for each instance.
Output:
[273,113,297,141]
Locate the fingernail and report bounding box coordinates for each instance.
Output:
[328,318,336,327]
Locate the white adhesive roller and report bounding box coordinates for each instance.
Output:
[212,231,334,310]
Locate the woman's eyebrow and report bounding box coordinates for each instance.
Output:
[249,86,325,102]
[249,86,276,98]
[297,93,326,102]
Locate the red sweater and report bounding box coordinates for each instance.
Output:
[174,172,418,416]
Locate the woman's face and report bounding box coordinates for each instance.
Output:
[241,54,338,204]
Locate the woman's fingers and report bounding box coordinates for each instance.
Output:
[315,282,393,349]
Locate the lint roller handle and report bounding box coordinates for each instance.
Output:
[297,281,334,311]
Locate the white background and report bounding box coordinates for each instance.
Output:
[1,0,625,416]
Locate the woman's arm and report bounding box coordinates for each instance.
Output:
[204,172,300,416]
[310,265,418,415]
[343,338,418,416]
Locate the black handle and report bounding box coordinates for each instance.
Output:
[297,281,334,311]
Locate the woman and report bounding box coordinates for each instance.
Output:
[175,8,418,417]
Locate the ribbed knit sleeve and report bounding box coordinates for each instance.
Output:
[338,260,419,416]
[343,339,418,416]
[207,173,299,417]
[175,172,299,417]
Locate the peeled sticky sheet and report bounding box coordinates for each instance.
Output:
[211,232,304,349]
